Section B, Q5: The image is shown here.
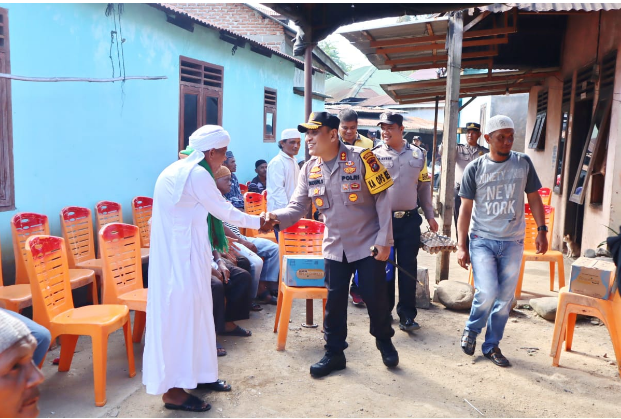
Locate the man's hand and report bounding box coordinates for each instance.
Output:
[536,231,549,255]
[372,245,390,261]
[456,246,470,270]
[427,218,439,233]
[212,266,223,282]
[259,212,279,232]
[241,239,258,254]
[217,259,230,284]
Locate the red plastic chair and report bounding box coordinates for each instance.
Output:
[95,201,149,262]
[240,183,249,195]
[538,187,551,205]
[131,197,153,249]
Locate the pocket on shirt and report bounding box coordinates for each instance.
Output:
[309,186,330,210]
[409,158,424,169]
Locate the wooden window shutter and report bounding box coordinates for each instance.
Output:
[0,6,14,210]
[263,87,277,142]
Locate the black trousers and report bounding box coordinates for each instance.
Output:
[324,255,394,353]
[211,264,252,334]
[387,211,422,321]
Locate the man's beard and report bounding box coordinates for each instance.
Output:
[497,150,511,157]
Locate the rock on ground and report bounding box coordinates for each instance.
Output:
[436,280,474,310]
[530,297,558,321]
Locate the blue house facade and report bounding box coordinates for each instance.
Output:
[0,3,324,278]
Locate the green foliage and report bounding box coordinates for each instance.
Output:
[318,40,353,78]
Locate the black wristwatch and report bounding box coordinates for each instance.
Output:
[537,225,548,232]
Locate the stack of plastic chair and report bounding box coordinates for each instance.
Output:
[515,204,564,299]
[538,187,552,205]
[239,183,248,195]
[24,235,135,407]
[60,207,103,276]
[243,192,276,242]
[274,219,327,350]
[0,234,32,312]
[12,213,98,304]
[95,201,149,263]
[99,223,148,343]
[550,286,621,377]
[131,197,153,249]
[261,189,268,209]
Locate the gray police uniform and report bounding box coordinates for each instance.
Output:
[373,140,434,321]
[273,141,395,352]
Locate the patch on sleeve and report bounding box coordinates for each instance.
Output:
[360,149,394,194]
[418,158,431,182]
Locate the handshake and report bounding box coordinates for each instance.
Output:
[259,212,280,233]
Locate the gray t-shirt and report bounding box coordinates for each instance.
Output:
[459,151,541,240]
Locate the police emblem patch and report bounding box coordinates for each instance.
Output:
[310,166,321,173]
[340,152,347,161]
[341,183,350,192]
[313,187,319,195]
[350,182,361,191]
[348,193,358,202]
[309,173,322,179]
[315,198,324,207]
[345,161,355,167]
[343,167,356,174]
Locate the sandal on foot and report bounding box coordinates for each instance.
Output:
[216,342,227,357]
[220,325,252,337]
[251,303,263,312]
[484,347,511,367]
[461,330,476,356]
[257,290,277,305]
[197,379,232,392]
[164,394,211,412]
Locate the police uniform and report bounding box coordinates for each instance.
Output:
[273,114,396,357]
[373,119,434,326]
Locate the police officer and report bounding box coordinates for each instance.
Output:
[270,111,398,378]
[438,122,489,239]
[374,111,439,332]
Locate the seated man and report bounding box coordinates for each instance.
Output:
[0,309,45,418]
[223,151,245,210]
[215,166,279,305]
[248,159,267,194]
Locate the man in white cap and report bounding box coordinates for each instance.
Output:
[0,309,45,418]
[267,128,301,212]
[456,115,548,367]
[143,125,276,412]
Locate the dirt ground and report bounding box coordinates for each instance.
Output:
[36,251,621,418]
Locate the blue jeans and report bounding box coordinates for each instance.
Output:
[465,233,524,354]
[246,236,279,282]
[2,308,51,365]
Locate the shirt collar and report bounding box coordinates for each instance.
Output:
[278,150,296,161]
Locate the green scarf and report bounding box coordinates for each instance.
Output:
[180,147,229,253]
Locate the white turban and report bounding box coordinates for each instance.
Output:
[486,115,514,134]
[0,309,32,355]
[172,125,230,204]
[281,128,300,141]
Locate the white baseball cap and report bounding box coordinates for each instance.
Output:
[281,128,300,141]
[486,115,514,134]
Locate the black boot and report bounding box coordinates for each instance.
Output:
[376,339,399,367]
[310,352,346,378]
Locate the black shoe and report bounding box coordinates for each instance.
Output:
[376,339,399,368]
[399,318,421,332]
[484,347,511,367]
[460,330,476,356]
[310,352,346,378]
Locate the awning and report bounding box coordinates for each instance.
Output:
[382,69,559,104]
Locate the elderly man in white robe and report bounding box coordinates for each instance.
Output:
[143,125,276,412]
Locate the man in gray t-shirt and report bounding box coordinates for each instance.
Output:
[456,115,548,368]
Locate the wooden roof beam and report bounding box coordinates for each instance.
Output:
[426,23,437,56]
[390,57,493,73]
[370,26,516,50]
[397,88,532,104]
[377,36,508,55]
[463,11,490,31]
[394,83,538,101]
[385,50,496,66]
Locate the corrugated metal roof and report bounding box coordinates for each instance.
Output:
[476,3,621,13]
[153,4,315,71]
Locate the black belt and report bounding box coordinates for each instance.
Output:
[392,208,418,218]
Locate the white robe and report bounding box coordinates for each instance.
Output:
[143,160,260,395]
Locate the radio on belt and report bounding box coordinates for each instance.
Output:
[282,255,326,287]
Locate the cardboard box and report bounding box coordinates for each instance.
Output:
[569,257,617,299]
[283,255,326,287]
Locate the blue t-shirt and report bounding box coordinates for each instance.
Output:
[459,151,541,240]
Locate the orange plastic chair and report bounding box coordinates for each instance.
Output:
[538,187,552,205]
[131,197,153,249]
[0,234,32,312]
[243,192,276,242]
[95,201,149,262]
[550,286,621,377]
[99,223,148,343]
[239,183,248,195]
[515,204,564,299]
[60,207,103,275]
[24,235,135,407]
[274,219,327,350]
[12,213,98,304]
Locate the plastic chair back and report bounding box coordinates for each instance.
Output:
[131,197,153,248]
[60,206,96,268]
[95,201,123,232]
[24,235,74,329]
[524,204,554,251]
[11,213,50,285]
[538,187,552,205]
[99,223,143,304]
[239,183,248,195]
[278,219,325,258]
[244,192,265,216]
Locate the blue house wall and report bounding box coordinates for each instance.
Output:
[0,3,323,278]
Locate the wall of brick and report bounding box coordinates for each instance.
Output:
[168,3,287,51]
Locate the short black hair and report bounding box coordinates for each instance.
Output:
[255,159,267,168]
[338,108,358,123]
